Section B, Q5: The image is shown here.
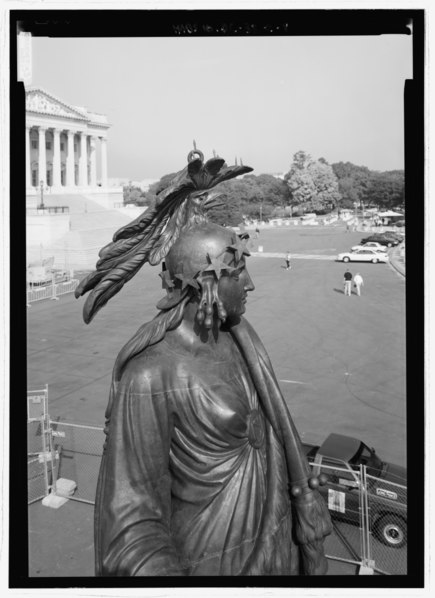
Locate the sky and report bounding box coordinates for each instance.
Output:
[30,34,412,181]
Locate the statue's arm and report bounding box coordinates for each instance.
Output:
[97,367,186,576]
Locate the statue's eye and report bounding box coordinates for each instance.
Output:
[232,267,244,281]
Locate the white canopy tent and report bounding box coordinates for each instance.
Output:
[377,211,403,217]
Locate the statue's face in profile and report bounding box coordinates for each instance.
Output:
[218,259,255,321]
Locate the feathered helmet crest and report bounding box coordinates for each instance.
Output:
[75,144,253,323]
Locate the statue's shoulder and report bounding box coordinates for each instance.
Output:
[118,339,173,387]
[121,332,207,386]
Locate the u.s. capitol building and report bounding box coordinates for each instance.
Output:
[26,87,111,194]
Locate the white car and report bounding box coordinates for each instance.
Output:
[337,248,389,264]
[351,242,387,253]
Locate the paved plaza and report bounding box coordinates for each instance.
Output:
[27,226,406,578]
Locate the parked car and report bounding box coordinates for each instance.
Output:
[337,248,389,263]
[302,433,407,548]
[361,234,400,248]
[381,230,404,240]
[351,242,387,253]
[385,231,405,242]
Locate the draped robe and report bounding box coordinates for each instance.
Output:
[95,317,330,576]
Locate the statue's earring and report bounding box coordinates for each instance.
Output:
[196,274,227,329]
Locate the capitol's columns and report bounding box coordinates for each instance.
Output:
[26,126,31,188]
[52,128,62,188]
[79,131,88,186]
[90,136,97,186]
[38,126,47,186]
[100,136,108,187]
[66,130,75,187]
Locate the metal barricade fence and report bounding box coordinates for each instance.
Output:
[27,206,70,215]
[27,387,104,505]
[27,423,60,503]
[366,472,407,575]
[28,244,100,271]
[27,418,49,504]
[309,461,407,575]
[49,421,105,504]
[27,278,79,304]
[27,410,407,575]
[310,462,366,570]
[27,387,52,504]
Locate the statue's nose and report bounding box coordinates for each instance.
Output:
[244,273,255,292]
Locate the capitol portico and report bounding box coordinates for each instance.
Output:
[26,88,110,194]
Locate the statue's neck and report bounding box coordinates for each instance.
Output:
[168,301,233,354]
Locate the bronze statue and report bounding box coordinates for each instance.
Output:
[76,147,332,576]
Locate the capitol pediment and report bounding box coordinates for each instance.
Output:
[26,89,89,121]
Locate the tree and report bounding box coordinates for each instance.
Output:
[240,174,290,219]
[286,169,317,205]
[253,174,291,207]
[123,185,154,207]
[364,170,404,209]
[148,172,178,196]
[146,170,290,223]
[285,151,341,213]
[306,161,341,212]
[134,193,155,207]
[331,162,371,208]
[123,185,144,204]
[331,162,404,210]
[333,178,360,208]
[202,174,290,222]
[289,150,312,171]
[207,196,244,227]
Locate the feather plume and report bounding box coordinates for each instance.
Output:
[75,149,253,322]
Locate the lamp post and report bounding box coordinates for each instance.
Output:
[128,180,132,205]
[38,180,45,210]
[259,190,265,223]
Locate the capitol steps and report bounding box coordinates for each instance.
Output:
[27,193,144,270]
[29,193,107,213]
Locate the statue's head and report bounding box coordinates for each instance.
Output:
[157,223,254,328]
[75,146,253,325]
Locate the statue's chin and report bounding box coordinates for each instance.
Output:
[222,314,242,329]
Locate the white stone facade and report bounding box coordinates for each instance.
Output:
[26,88,110,193]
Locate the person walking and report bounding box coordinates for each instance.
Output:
[353,272,364,296]
[343,269,353,296]
[285,251,292,270]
